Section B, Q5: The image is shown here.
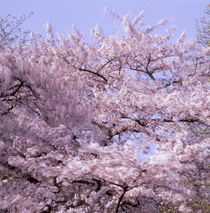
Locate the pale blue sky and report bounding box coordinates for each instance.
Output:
[0,0,208,39]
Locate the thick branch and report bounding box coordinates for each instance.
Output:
[115,184,128,213]
[78,68,108,82]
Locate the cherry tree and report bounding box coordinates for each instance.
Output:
[0,13,32,49]
[196,4,210,47]
[0,10,209,213]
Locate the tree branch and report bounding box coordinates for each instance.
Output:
[78,68,108,82]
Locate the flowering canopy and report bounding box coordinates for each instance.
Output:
[0,10,209,213]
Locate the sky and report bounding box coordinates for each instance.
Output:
[0,0,209,39]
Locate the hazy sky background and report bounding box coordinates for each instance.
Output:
[0,0,209,39]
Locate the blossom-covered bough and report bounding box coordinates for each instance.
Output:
[0,10,209,213]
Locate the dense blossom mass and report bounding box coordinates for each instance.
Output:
[0,10,209,213]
